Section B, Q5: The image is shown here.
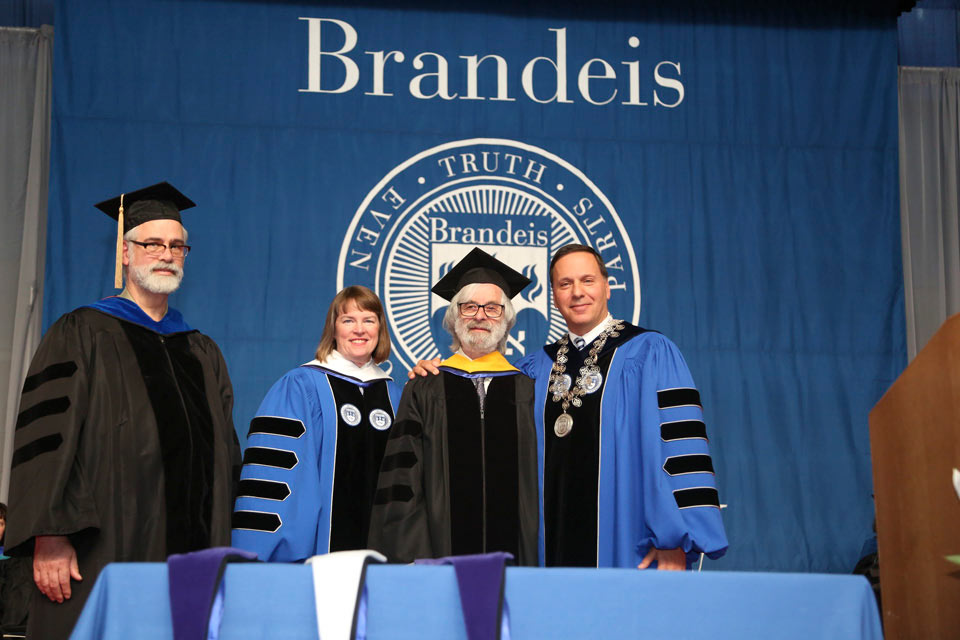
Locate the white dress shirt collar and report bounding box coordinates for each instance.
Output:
[568,313,614,350]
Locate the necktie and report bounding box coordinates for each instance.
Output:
[473,377,487,414]
[573,336,586,350]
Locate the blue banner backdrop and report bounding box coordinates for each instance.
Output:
[47,0,905,572]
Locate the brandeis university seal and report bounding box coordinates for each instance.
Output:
[339,138,640,374]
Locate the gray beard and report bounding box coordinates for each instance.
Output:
[456,317,507,355]
[129,261,183,295]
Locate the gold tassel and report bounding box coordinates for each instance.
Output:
[114,194,124,289]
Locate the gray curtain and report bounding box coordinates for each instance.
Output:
[0,26,52,502]
[899,66,960,360]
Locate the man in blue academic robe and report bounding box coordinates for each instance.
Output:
[518,244,728,569]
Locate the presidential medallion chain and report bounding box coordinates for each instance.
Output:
[549,319,624,438]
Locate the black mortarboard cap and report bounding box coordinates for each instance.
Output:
[94,181,195,234]
[94,181,195,289]
[431,247,531,301]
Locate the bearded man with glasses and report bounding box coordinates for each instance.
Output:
[5,182,240,639]
[369,248,538,565]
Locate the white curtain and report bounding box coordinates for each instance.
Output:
[0,26,52,502]
[899,66,960,360]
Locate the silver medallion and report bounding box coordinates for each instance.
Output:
[582,371,603,394]
[340,403,362,427]
[556,374,572,393]
[369,408,392,431]
[554,413,573,437]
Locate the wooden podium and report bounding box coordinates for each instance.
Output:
[870,314,960,639]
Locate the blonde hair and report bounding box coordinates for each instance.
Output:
[315,286,391,364]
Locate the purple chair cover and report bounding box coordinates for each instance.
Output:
[167,547,258,640]
[416,552,513,640]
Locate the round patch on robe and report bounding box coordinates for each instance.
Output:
[369,409,392,431]
[582,371,603,394]
[340,403,362,426]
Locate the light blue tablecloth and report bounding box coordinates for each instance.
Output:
[71,563,882,639]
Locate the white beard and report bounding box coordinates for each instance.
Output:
[455,317,507,355]
[129,260,183,294]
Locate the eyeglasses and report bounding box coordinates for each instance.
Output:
[130,240,191,258]
[458,302,504,318]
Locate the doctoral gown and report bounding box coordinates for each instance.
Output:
[518,322,728,568]
[231,358,400,561]
[369,352,539,566]
[5,297,240,639]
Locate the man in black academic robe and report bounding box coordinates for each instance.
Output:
[5,182,241,639]
[369,248,539,565]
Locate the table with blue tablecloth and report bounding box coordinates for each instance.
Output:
[70,563,882,639]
